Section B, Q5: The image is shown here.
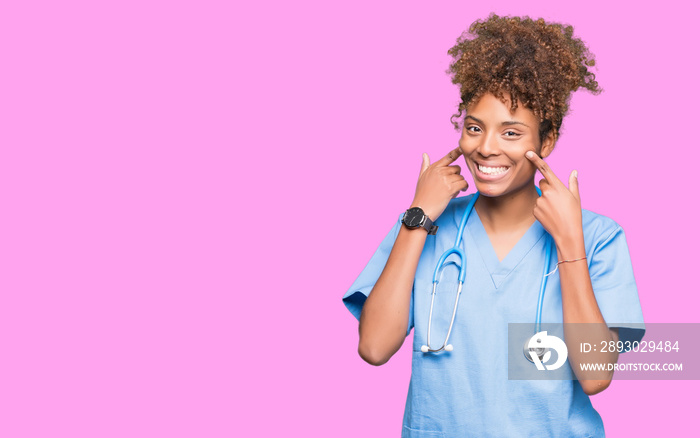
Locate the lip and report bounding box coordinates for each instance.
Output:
[473,161,511,182]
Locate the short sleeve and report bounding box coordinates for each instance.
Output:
[342,216,414,335]
[588,225,645,347]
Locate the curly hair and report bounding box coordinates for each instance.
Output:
[446,14,602,144]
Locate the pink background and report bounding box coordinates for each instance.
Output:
[1,0,697,436]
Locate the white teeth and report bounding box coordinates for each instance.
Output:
[478,164,509,175]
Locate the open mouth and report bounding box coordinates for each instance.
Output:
[477,164,510,176]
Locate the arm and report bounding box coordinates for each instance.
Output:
[358,148,468,365]
[358,226,427,365]
[555,232,620,395]
[527,152,619,395]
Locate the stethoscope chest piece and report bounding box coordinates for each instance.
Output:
[523,335,549,363]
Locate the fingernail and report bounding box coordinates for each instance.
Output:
[526,151,534,158]
[574,170,578,178]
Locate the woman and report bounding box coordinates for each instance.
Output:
[342,14,644,437]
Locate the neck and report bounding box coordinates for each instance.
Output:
[474,183,538,232]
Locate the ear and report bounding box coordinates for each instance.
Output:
[539,131,556,159]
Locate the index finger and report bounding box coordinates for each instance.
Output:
[525,150,563,186]
[436,147,463,166]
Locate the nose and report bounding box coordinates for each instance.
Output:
[477,132,500,157]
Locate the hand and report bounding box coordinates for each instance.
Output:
[410,147,469,221]
[525,151,583,246]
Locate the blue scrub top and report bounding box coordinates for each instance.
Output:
[343,194,645,438]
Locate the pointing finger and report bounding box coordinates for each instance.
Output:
[436,147,463,166]
[526,150,563,186]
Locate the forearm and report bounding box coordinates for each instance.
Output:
[358,226,427,365]
[556,233,619,394]
[357,147,467,365]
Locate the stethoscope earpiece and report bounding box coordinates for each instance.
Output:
[420,344,454,353]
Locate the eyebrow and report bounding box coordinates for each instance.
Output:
[465,115,531,128]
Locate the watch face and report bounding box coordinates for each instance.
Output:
[404,207,425,228]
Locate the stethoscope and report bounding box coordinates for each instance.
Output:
[420,190,553,363]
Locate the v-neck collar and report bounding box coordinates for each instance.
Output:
[464,207,546,290]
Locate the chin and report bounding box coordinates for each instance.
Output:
[473,183,504,197]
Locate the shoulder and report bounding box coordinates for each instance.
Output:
[581,208,625,248]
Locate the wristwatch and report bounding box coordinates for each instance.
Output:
[402,207,438,235]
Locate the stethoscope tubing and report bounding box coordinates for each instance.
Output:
[422,189,553,357]
[422,193,479,353]
[535,234,552,333]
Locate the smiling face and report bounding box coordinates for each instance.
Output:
[458,93,555,198]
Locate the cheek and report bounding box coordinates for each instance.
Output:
[509,142,539,163]
[515,160,538,180]
[458,136,476,154]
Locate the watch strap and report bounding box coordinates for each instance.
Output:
[424,216,438,235]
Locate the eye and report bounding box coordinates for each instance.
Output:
[466,126,481,133]
[504,130,521,138]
